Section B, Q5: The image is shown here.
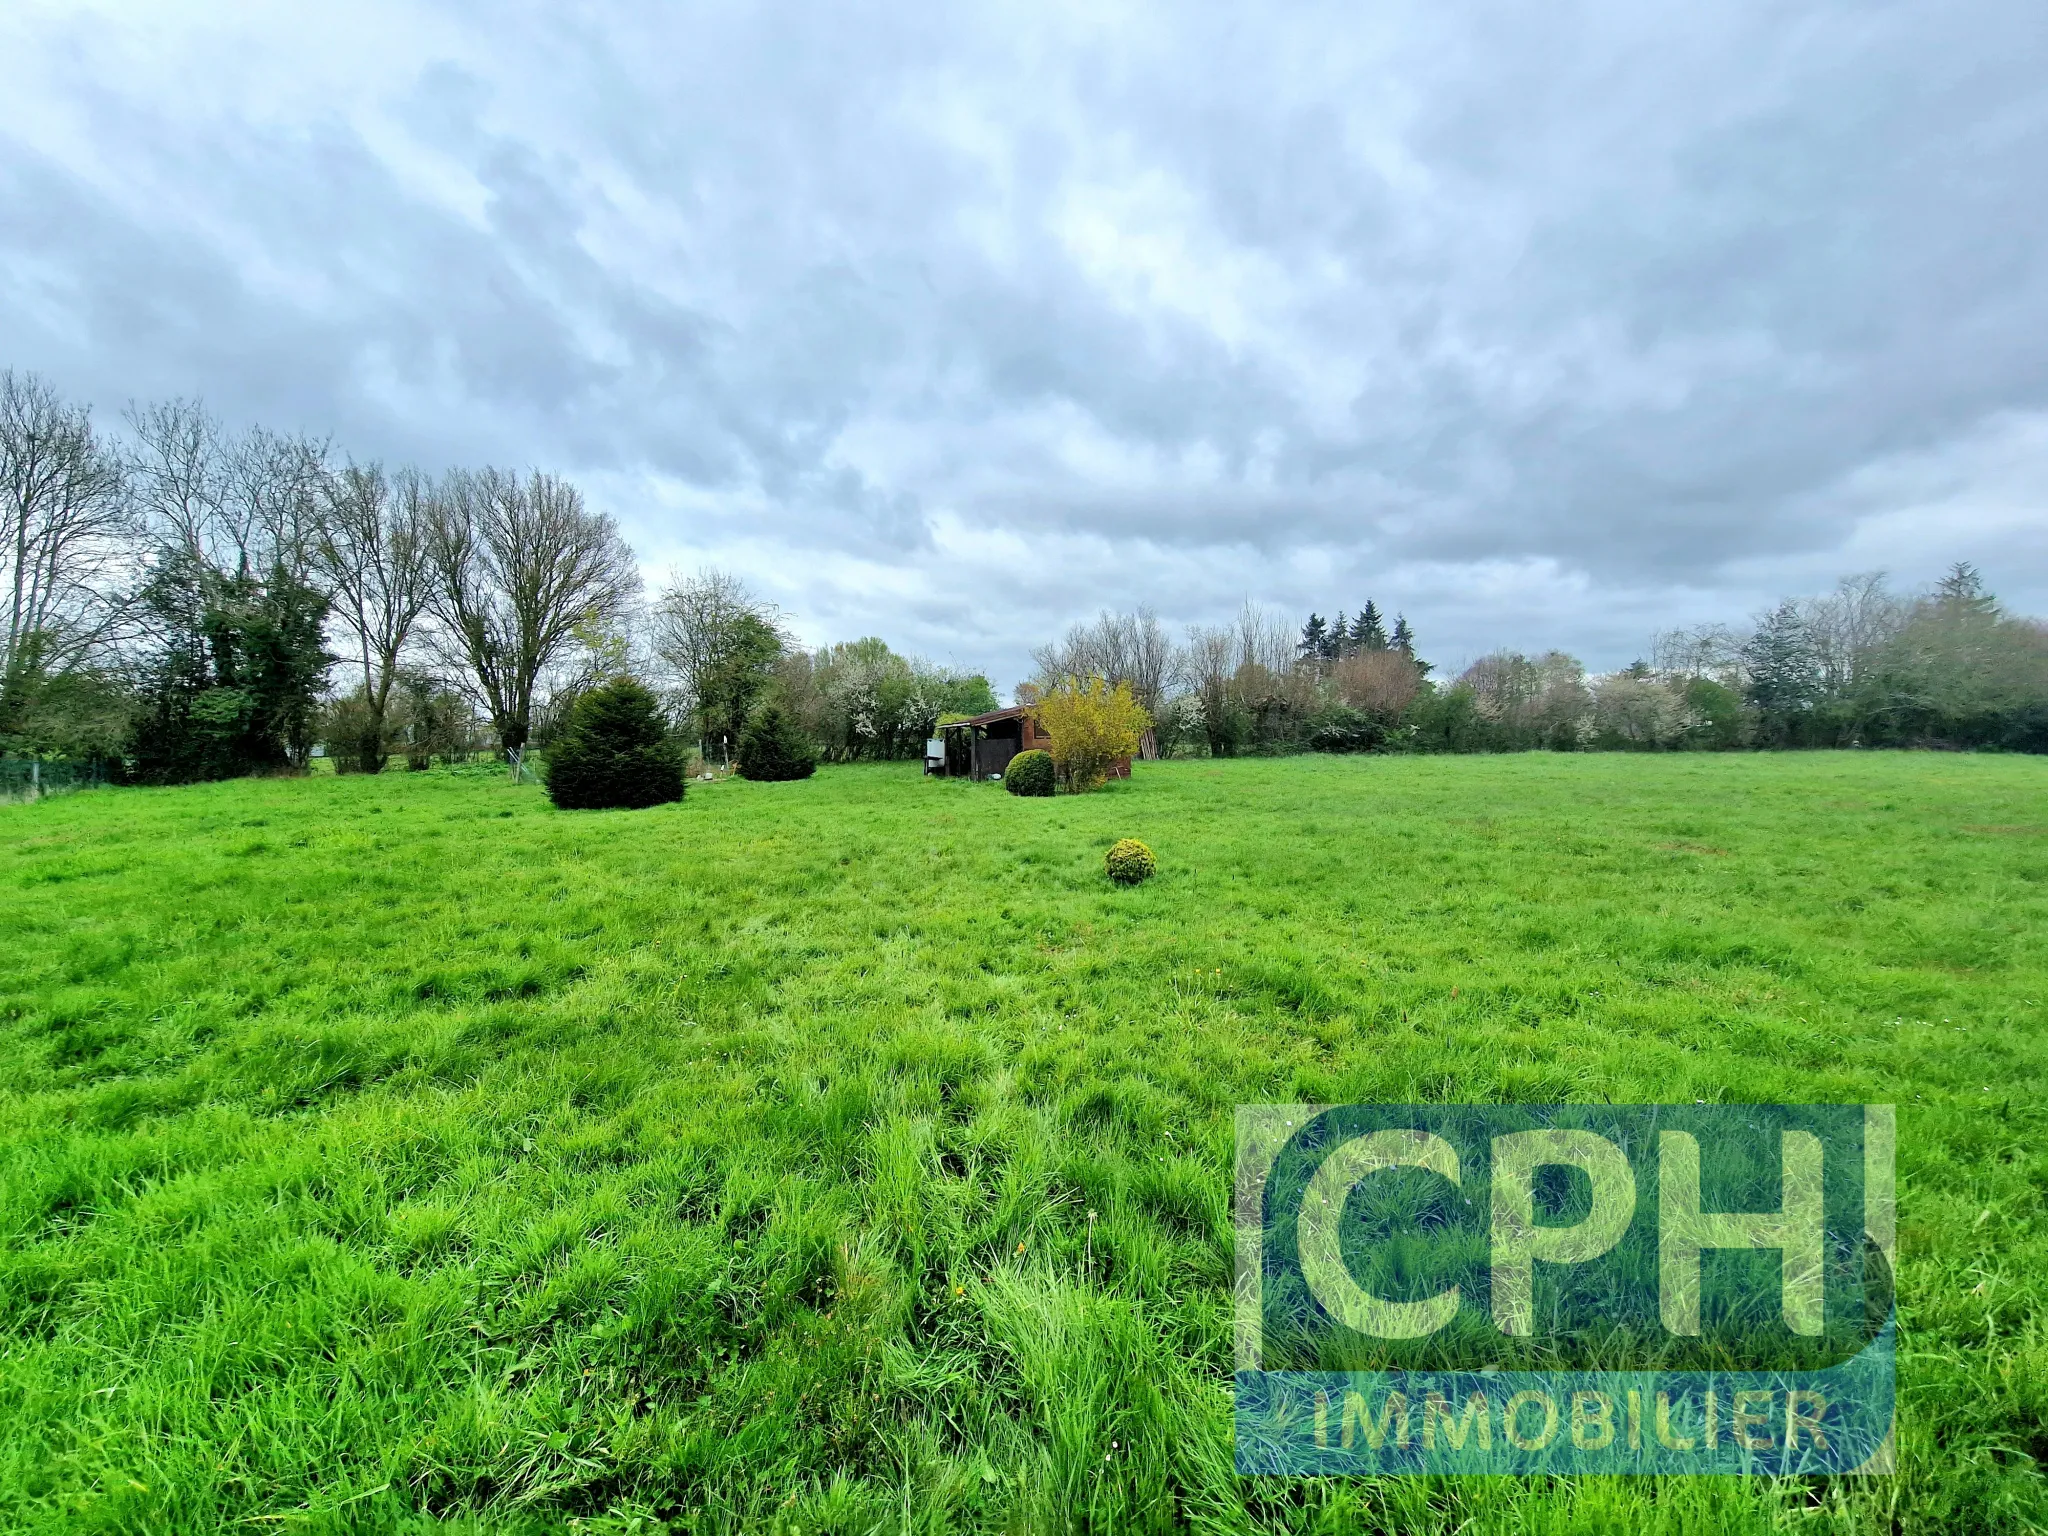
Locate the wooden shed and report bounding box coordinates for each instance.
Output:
[931,705,1132,781]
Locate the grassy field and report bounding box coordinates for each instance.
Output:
[3,753,2045,1534]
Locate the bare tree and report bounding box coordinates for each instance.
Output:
[1332,649,1423,716]
[1651,622,1745,685]
[125,398,230,566]
[1233,600,1299,677]
[1175,623,1239,757]
[1031,607,1172,756]
[0,372,133,734]
[1801,572,1905,700]
[650,569,788,753]
[423,467,640,769]
[231,426,330,584]
[125,398,327,579]
[314,462,431,772]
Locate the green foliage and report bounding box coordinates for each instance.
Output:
[1743,601,1821,746]
[736,703,817,781]
[543,677,684,809]
[1,755,2040,1531]
[392,671,473,769]
[1402,683,1489,753]
[317,688,385,774]
[1103,836,1157,883]
[0,661,131,761]
[1305,705,1387,753]
[127,552,332,784]
[775,638,997,761]
[1683,677,1746,749]
[1004,746,1055,796]
[696,610,784,747]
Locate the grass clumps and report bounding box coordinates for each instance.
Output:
[1004,748,1055,796]
[543,678,684,810]
[736,704,818,781]
[1104,837,1157,883]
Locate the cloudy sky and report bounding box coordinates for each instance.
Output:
[5,0,2045,687]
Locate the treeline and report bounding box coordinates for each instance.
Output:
[0,371,993,781]
[1027,567,2048,758]
[9,367,2044,786]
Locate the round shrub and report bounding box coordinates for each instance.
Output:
[1004,748,1055,797]
[544,679,685,810]
[737,705,818,781]
[1104,838,1156,884]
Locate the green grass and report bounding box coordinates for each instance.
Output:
[2,753,2045,1533]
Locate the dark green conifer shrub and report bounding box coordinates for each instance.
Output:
[544,679,685,810]
[736,705,818,781]
[1004,748,1055,796]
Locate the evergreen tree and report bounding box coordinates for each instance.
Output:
[736,703,819,781]
[1389,615,1415,654]
[545,678,685,809]
[1742,601,1821,746]
[1298,613,1330,661]
[1329,612,1348,660]
[1356,601,1388,651]
[1932,561,1998,622]
[127,552,332,784]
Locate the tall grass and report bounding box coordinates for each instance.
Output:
[2,754,2043,1532]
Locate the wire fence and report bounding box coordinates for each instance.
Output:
[0,757,115,804]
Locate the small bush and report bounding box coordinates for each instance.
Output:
[318,689,388,774]
[545,679,685,810]
[737,705,817,781]
[1034,676,1149,792]
[1306,706,1387,754]
[1004,748,1055,797]
[1104,838,1156,884]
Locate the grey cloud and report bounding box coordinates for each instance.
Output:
[3,0,2045,682]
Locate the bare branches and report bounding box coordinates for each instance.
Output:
[650,569,785,731]
[1031,607,1171,716]
[124,397,328,580]
[422,468,640,757]
[0,371,134,715]
[313,462,432,770]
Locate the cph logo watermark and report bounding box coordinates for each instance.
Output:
[1234,1104,1894,1475]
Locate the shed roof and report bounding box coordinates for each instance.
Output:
[938,705,1034,730]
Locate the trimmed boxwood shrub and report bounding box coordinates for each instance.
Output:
[1004,748,1055,797]
[545,679,685,810]
[1104,838,1156,884]
[737,705,818,781]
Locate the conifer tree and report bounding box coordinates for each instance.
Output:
[1356,601,1388,651]
[1299,613,1329,661]
[736,703,818,781]
[544,678,685,809]
[1742,601,1821,746]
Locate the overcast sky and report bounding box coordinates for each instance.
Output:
[5,0,2045,687]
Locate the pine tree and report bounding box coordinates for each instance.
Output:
[1389,615,1415,655]
[1356,601,1388,652]
[1932,561,1998,622]
[545,678,685,809]
[1329,611,1348,659]
[1299,613,1329,661]
[736,703,818,781]
[1742,602,1821,746]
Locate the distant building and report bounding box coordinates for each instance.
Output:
[931,705,1131,781]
